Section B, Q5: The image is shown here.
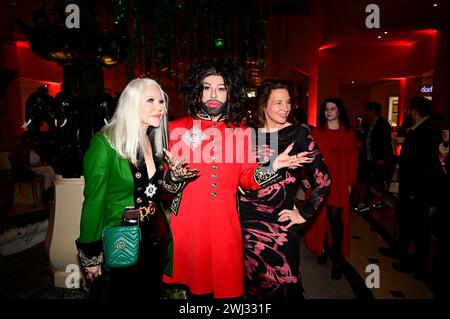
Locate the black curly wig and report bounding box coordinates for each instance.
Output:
[182,58,247,125]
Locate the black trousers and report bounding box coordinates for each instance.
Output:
[326,205,343,261]
[358,161,391,204]
[396,194,430,271]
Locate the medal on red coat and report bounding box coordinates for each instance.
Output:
[182,126,207,150]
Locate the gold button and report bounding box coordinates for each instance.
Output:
[212,183,217,188]
[212,138,217,142]
[212,165,217,170]
[211,192,216,197]
[212,146,217,151]
[212,174,217,178]
[135,172,142,178]
[212,156,216,162]
[158,179,162,185]
[136,197,142,203]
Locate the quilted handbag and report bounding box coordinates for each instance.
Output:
[102,225,141,268]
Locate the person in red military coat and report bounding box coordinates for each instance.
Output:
[304,98,359,279]
[162,58,310,299]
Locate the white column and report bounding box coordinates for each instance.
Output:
[45,174,85,288]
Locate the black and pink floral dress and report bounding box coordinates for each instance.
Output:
[238,124,331,300]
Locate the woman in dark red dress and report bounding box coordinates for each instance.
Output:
[304,98,359,279]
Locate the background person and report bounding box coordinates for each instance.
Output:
[385,96,441,280]
[354,101,394,212]
[304,98,358,279]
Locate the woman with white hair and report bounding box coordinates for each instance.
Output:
[76,78,171,299]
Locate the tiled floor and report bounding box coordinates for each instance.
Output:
[300,240,355,299]
[347,206,433,299]
[0,202,436,299]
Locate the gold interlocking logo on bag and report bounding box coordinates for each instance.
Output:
[102,225,141,268]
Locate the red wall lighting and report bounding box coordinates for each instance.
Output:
[15,41,30,48]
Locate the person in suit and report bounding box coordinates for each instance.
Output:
[387,96,441,279]
[355,101,394,212]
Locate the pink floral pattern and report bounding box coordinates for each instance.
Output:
[243,220,299,298]
[240,171,296,213]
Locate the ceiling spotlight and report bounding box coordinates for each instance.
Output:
[377,35,382,39]
[433,3,438,7]
[384,31,388,34]
[351,81,355,84]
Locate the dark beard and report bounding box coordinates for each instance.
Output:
[201,101,226,117]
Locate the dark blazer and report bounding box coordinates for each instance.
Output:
[362,116,394,163]
[399,117,441,202]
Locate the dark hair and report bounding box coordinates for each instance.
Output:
[256,79,293,128]
[364,101,381,115]
[182,58,247,125]
[409,96,432,117]
[318,97,352,131]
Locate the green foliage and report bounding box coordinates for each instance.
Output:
[112,0,268,80]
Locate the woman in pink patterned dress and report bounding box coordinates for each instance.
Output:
[238,80,331,299]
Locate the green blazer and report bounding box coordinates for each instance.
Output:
[78,133,135,244]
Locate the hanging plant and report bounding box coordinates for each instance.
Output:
[112,0,268,80]
[154,0,176,72]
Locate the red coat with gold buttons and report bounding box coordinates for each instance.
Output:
[162,115,271,298]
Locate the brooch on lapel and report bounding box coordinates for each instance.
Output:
[145,183,157,198]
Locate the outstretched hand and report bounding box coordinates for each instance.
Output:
[164,149,199,181]
[272,143,314,171]
[278,206,306,228]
